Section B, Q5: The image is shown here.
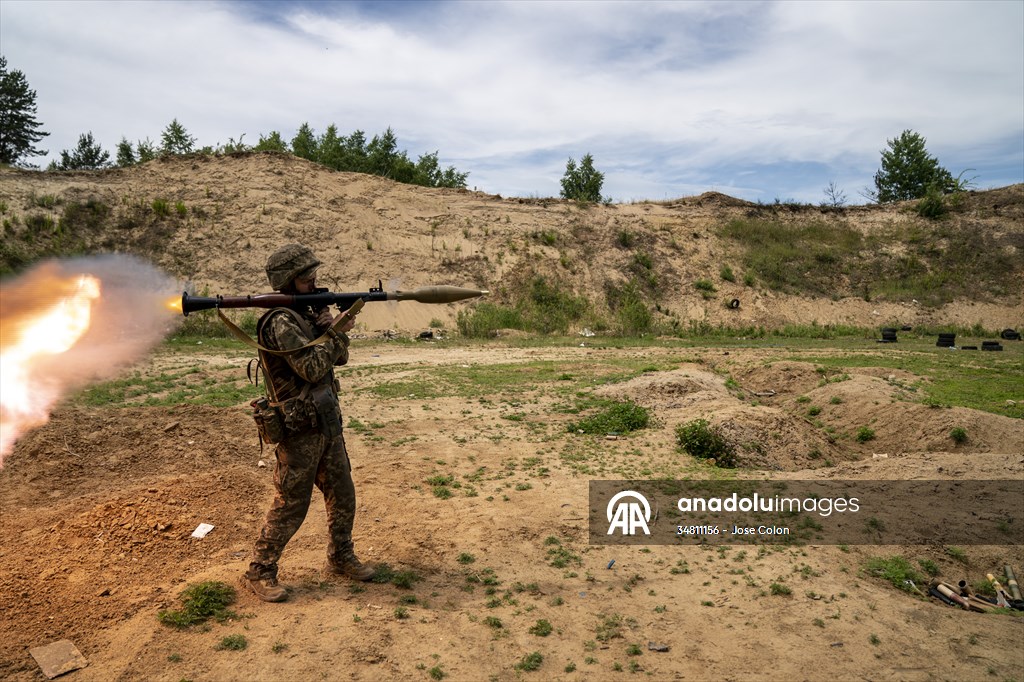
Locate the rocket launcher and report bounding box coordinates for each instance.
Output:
[180,281,488,316]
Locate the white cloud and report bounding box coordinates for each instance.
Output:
[1,0,1020,202]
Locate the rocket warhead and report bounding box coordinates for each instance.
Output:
[390,286,489,304]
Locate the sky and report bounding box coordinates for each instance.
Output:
[1,0,1022,204]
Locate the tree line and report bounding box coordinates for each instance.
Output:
[0,56,468,189]
[1,54,975,204]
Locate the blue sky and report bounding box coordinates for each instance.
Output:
[1,0,1021,203]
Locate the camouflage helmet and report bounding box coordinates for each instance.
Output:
[265,244,321,291]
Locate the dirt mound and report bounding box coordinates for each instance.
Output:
[593,365,728,406]
[806,375,1023,454]
[593,359,1022,471]
[594,365,846,470]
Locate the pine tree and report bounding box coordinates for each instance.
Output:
[254,131,288,152]
[52,131,110,170]
[0,56,49,164]
[136,137,157,163]
[317,124,343,169]
[872,130,955,202]
[560,153,604,202]
[116,137,136,166]
[291,123,318,160]
[160,118,196,155]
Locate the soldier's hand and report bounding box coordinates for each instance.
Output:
[316,307,335,329]
[330,309,357,334]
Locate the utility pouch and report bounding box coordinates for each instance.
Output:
[309,383,342,441]
[279,388,315,433]
[251,396,286,444]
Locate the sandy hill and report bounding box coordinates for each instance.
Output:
[1,152,1021,333]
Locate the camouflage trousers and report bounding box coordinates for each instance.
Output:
[247,425,356,580]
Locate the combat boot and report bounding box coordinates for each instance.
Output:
[243,573,288,602]
[325,552,375,581]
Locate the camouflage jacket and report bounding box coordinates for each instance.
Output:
[257,307,349,403]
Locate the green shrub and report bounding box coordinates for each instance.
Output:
[456,303,524,337]
[158,581,237,629]
[694,279,717,293]
[949,427,968,444]
[515,651,544,672]
[215,634,248,651]
[33,193,60,208]
[567,401,650,435]
[675,419,736,467]
[528,619,553,636]
[864,556,923,592]
[720,265,736,282]
[151,198,170,216]
[523,275,589,333]
[856,426,876,443]
[914,184,947,219]
[606,279,652,336]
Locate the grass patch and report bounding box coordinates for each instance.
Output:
[786,344,1023,419]
[214,634,248,651]
[855,426,876,443]
[528,619,553,636]
[370,563,422,589]
[720,218,864,297]
[595,613,625,642]
[864,556,924,592]
[158,581,237,629]
[514,651,544,672]
[567,400,650,435]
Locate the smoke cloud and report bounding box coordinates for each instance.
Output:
[0,254,183,464]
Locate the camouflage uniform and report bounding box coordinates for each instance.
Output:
[243,244,373,599]
[245,306,357,583]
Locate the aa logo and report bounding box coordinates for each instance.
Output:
[606,490,651,536]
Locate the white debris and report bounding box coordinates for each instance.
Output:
[191,523,215,539]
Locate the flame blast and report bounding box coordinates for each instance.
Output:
[0,255,182,464]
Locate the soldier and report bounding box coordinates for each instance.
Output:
[244,244,374,602]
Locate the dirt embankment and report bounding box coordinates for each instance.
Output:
[1,155,1021,334]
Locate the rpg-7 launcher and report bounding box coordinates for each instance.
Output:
[180,281,488,317]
